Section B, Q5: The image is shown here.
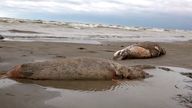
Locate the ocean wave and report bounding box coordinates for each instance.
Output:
[0,17,192,44]
[1,17,189,32]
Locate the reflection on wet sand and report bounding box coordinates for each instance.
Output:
[16,80,118,91]
[0,79,60,108]
[174,93,192,108]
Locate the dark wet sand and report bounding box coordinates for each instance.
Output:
[0,40,192,108]
[1,66,192,108]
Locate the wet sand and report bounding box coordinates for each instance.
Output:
[0,40,192,71]
[1,66,192,108]
[0,40,192,108]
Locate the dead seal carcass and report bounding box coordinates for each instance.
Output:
[113,42,166,60]
[4,57,148,80]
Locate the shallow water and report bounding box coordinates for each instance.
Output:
[0,66,192,108]
[1,18,192,44]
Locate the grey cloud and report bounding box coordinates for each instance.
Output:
[0,0,192,17]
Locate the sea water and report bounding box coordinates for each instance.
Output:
[0,18,192,44]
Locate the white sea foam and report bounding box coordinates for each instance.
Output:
[0,17,191,44]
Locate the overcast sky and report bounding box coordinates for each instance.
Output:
[0,0,192,29]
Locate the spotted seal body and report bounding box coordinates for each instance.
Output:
[5,57,148,80]
[113,42,166,60]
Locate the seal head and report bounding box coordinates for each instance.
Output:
[113,64,148,80]
[6,65,22,78]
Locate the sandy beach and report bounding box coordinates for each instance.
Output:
[0,40,192,108]
[0,18,192,108]
[0,40,192,72]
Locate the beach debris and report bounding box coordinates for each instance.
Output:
[4,57,149,80]
[181,72,192,79]
[0,34,4,39]
[158,67,172,71]
[113,42,166,60]
[78,47,86,50]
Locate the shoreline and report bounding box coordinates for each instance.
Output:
[1,17,192,44]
